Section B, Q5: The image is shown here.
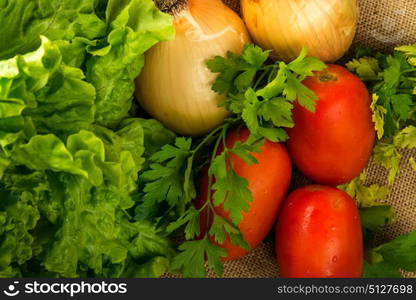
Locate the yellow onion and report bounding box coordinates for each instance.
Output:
[135,0,250,136]
[241,0,358,62]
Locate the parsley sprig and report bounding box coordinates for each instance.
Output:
[347,45,416,139]
[208,46,326,142]
[346,45,416,185]
[137,45,325,277]
[343,44,416,277]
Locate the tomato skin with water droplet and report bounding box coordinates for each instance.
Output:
[287,64,375,185]
[275,185,363,278]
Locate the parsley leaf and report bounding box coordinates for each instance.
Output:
[391,94,412,121]
[166,207,200,240]
[394,125,416,149]
[360,205,395,233]
[396,44,416,66]
[207,45,270,94]
[242,44,270,68]
[370,94,387,139]
[209,151,253,225]
[229,141,261,165]
[339,172,390,207]
[347,49,416,139]
[208,45,326,142]
[206,52,245,94]
[284,72,318,111]
[137,137,194,219]
[259,98,294,128]
[364,231,416,277]
[256,65,286,99]
[209,214,250,251]
[363,261,402,278]
[170,237,227,278]
[287,48,327,77]
[370,126,416,185]
[346,57,381,80]
[241,88,262,135]
[346,45,416,279]
[359,204,395,247]
[372,142,401,184]
[410,157,416,171]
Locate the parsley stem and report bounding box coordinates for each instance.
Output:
[253,66,275,90]
[267,65,279,83]
[183,124,228,205]
[261,65,276,71]
[396,88,414,93]
[402,69,416,74]
[191,125,225,155]
[204,125,229,235]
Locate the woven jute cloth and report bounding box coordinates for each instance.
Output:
[168,0,416,278]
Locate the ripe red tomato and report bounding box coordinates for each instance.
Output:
[275,185,363,278]
[195,127,292,261]
[287,64,375,185]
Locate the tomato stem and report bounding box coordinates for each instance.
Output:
[319,70,337,82]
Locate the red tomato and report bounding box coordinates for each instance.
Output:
[195,127,292,261]
[287,64,375,185]
[275,185,363,278]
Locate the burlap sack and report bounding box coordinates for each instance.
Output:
[168,0,416,278]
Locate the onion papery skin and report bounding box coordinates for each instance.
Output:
[241,0,358,63]
[136,0,250,136]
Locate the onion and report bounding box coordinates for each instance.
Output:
[135,0,250,136]
[241,0,358,62]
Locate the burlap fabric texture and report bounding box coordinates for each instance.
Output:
[169,0,416,278]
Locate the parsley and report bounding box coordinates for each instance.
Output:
[338,171,390,207]
[370,94,387,140]
[396,44,416,67]
[340,169,416,278]
[340,170,416,278]
[208,45,326,142]
[170,237,227,278]
[360,205,395,234]
[371,125,416,185]
[347,47,416,139]
[138,45,326,277]
[343,45,416,278]
[139,123,254,277]
[346,46,416,185]
[364,231,416,277]
[140,125,256,276]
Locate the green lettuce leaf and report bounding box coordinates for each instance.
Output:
[0,118,175,277]
[0,0,176,278]
[0,36,96,149]
[86,0,175,127]
[0,0,106,60]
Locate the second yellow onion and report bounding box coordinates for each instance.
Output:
[136,0,250,136]
[241,0,359,63]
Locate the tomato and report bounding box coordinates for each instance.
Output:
[287,64,375,185]
[275,185,363,278]
[195,127,292,261]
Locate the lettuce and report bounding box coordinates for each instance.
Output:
[0,0,174,127]
[86,0,174,126]
[0,0,176,277]
[0,0,106,60]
